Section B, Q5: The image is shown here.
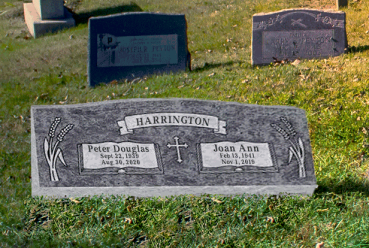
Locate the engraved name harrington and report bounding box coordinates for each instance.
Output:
[136,114,210,126]
[117,113,227,135]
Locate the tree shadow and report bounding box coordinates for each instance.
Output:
[67,2,143,25]
[314,177,369,197]
[191,61,247,73]
[345,45,369,54]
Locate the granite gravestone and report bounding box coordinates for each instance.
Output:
[24,0,75,38]
[31,99,317,197]
[337,0,348,9]
[88,13,191,87]
[252,9,347,65]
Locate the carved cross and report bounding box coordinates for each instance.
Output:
[167,136,188,163]
[291,19,307,28]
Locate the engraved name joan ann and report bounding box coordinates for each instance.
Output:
[213,144,260,152]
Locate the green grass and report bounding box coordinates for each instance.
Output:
[1,0,369,247]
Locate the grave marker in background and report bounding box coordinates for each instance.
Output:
[31,99,317,197]
[88,13,191,87]
[337,0,348,9]
[252,9,347,65]
[24,0,75,38]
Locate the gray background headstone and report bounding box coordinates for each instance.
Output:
[337,0,348,9]
[88,12,191,87]
[252,9,347,65]
[31,99,317,197]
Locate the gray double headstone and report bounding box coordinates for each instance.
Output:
[31,99,317,197]
[252,9,347,65]
[88,12,191,87]
[24,0,75,38]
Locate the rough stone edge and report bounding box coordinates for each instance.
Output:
[30,98,304,111]
[88,11,185,20]
[253,8,345,16]
[32,185,318,198]
[31,107,41,196]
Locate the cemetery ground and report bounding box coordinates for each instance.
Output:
[0,0,369,246]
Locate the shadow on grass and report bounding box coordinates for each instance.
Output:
[191,61,247,73]
[70,3,143,25]
[346,45,369,54]
[314,177,369,197]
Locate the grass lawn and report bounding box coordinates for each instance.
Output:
[1,0,369,247]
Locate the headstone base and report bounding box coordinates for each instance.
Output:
[32,185,318,198]
[24,3,75,38]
